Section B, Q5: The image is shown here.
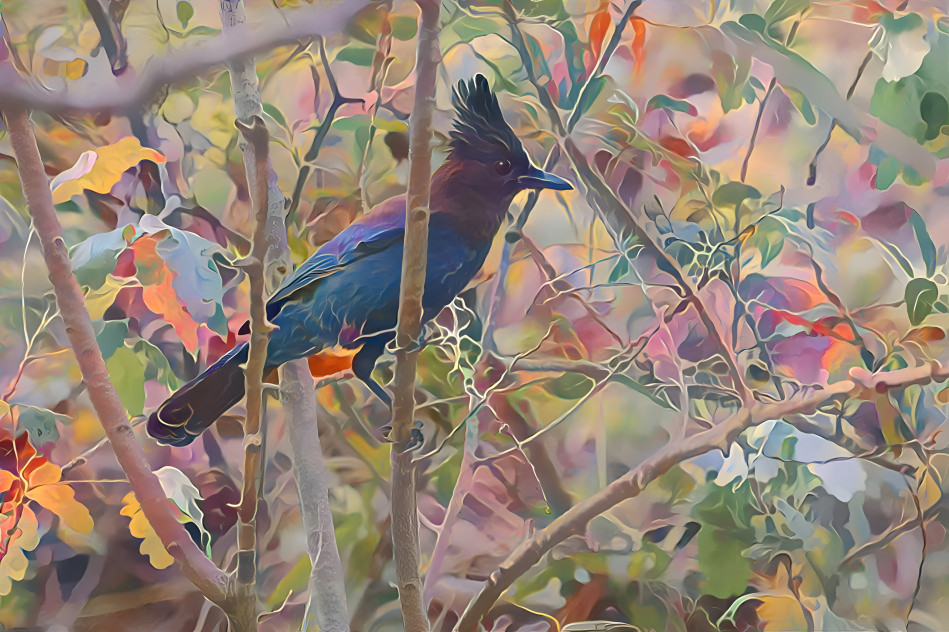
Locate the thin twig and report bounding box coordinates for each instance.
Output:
[456,361,949,630]
[0,1,368,114]
[389,1,440,630]
[740,77,775,183]
[807,51,872,186]
[3,106,228,606]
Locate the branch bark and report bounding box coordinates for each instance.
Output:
[3,107,228,606]
[389,1,441,630]
[220,2,350,629]
[231,114,272,632]
[281,360,350,631]
[0,1,367,114]
[456,362,949,630]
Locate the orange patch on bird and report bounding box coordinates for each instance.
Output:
[307,348,358,377]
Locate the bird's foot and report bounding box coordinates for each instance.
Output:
[379,419,424,450]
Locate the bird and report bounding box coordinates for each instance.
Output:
[147,74,572,446]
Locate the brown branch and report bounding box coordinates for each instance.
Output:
[0,1,368,114]
[231,114,273,631]
[389,1,440,630]
[456,361,949,631]
[740,77,775,183]
[2,107,228,605]
[807,51,872,186]
[220,2,350,628]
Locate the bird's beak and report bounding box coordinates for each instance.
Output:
[518,164,573,191]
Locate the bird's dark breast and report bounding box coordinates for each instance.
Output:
[264,221,491,366]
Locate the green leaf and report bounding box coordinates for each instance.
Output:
[133,339,179,390]
[697,527,752,598]
[646,94,697,116]
[763,0,810,26]
[738,13,766,33]
[390,15,417,41]
[905,278,938,326]
[262,102,289,132]
[875,155,902,190]
[712,182,761,210]
[783,86,816,125]
[106,345,147,416]
[610,374,672,409]
[871,76,927,144]
[176,1,193,28]
[335,46,375,66]
[745,217,787,267]
[608,257,630,284]
[920,92,948,141]
[94,319,130,360]
[13,405,67,445]
[543,373,593,400]
[70,225,133,290]
[908,210,937,277]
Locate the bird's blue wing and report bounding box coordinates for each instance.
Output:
[266,196,408,313]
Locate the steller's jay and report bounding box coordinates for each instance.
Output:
[147,74,572,446]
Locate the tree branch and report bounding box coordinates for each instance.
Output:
[0,1,368,114]
[389,0,441,629]
[3,106,228,606]
[231,114,273,631]
[281,360,350,631]
[221,2,350,629]
[457,361,949,631]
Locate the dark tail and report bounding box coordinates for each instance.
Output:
[147,343,250,446]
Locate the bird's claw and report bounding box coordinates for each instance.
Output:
[379,419,424,450]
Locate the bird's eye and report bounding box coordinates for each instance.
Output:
[494,159,512,175]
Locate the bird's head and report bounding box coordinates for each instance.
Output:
[448,74,572,198]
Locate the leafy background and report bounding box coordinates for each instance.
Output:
[2,0,949,630]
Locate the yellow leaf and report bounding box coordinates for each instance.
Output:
[120,491,174,569]
[51,137,166,204]
[65,58,87,79]
[26,483,93,535]
[85,275,136,320]
[0,506,41,596]
[918,462,943,512]
[26,460,61,487]
[0,401,9,418]
[756,594,808,630]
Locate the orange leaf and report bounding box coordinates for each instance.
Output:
[630,16,646,74]
[133,235,200,352]
[26,484,94,535]
[51,136,166,204]
[590,10,611,59]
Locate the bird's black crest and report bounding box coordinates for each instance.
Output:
[449,74,523,162]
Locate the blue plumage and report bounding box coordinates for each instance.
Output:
[147,74,571,446]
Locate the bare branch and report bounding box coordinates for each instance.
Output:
[220,2,350,628]
[3,106,228,606]
[281,360,350,631]
[231,114,273,631]
[0,1,368,115]
[389,0,441,629]
[456,362,949,630]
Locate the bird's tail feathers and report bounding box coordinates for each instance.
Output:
[147,343,250,446]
